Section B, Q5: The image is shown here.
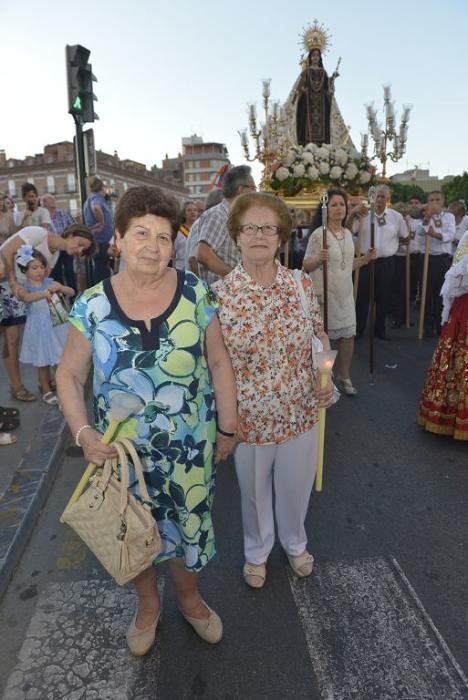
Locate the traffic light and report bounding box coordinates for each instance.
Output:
[65,44,98,123]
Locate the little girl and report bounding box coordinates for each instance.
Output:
[16,246,74,404]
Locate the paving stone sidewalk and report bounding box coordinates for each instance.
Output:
[0,360,68,599]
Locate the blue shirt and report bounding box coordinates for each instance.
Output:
[51,209,75,236]
[84,194,113,244]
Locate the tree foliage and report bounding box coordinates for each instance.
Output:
[389,182,427,203]
[442,172,468,204]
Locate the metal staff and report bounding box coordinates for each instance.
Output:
[368,186,376,381]
[353,214,365,302]
[418,231,431,340]
[320,191,329,333]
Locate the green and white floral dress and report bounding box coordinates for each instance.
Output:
[69,271,219,572]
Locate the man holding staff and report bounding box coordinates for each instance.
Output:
[416,191,455,337]
[356,185,407,340]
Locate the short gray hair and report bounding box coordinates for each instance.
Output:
[222,165,252,199]
[205,188,224,209]
[376,184,390,197]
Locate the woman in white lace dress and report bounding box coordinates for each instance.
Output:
[303,188,375,395]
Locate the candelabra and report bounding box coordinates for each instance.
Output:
[238,79,290,190]
[362,85,412,178]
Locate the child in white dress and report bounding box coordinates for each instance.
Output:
[16,246,74,404]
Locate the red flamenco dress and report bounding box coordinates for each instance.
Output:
[418,237,468,440]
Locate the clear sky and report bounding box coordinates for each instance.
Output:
[2,0,467,181]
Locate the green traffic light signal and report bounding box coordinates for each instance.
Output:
[66,44,98,123]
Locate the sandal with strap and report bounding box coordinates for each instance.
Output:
[0,406,20,418]
[0,417,20,431]
[42,391,59,406]
[0,432,17,446]
[287,551,314,578]
[243,562,267,589]
[336,378,358,396]
[10,386,37,402]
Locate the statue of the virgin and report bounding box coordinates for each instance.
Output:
[283,21,352,148]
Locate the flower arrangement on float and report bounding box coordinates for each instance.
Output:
[270,143,376,196]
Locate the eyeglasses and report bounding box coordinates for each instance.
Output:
[239,224,280,237]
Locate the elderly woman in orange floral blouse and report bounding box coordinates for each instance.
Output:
[213,192,332,588]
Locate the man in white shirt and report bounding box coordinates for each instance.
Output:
[417,190,455,336]
[448,200,468,256]
[185,189,224,274]
[16,183,52,232]
[356,185,408,339]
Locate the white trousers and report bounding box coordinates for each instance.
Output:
[234,426,318,564]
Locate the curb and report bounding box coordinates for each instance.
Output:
[0,407,69,600]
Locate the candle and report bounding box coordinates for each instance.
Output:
[272,101,279,119]
[248,103,256,121]
[383,84,391,101]
[262,78,271,98]
[361,132,368,149]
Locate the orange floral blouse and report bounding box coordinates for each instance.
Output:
[213,263,324,445]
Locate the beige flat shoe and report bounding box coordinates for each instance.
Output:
[126,610,159,656]
[181,602,223,644]
[243,562,266,589]
[287,551,314,578]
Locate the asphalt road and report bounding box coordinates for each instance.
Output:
[0,328,467,700]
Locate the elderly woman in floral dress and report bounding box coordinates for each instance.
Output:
[213,192,333,589]
[58,186,238,655]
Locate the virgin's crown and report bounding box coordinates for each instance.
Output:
[302,20,331,54]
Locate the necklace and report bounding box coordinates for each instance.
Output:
[328,227,347,270]
[433,212,443,228]
[376,211,386,226]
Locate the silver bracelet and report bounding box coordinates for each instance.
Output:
[75,424,92,447]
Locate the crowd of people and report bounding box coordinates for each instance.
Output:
[0,170,466,655]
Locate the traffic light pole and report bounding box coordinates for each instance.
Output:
[73,115,87,217]
[73,115,93,287]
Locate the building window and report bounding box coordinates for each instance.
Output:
[47,175,55,193]
[67,173,76,193]
[8,179,16,196]
[69,199,78,214]
[123,182,128,191]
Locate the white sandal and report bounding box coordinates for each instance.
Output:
[42,391,59,405]
[337,378,358,396]
[0,432,17,445]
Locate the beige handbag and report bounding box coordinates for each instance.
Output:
[62,437,161,585]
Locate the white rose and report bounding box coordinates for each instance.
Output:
[307,166,319,180]
[317,147,329,159]
[330,166,343,180]
[302,152,315,164]
[359,171,372,184]
[275,167,290,182]
[293,164,306,177]
[345,163,358,179]
[319,161,330,175]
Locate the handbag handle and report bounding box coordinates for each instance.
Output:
[111,438,152,505]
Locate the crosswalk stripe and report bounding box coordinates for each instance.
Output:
[3,578,164,700]
[288,556,468,700]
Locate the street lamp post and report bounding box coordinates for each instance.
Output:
[238,79,290,189]
[363,85,412,178]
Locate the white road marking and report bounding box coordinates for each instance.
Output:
[3,578,164,700]
[288,556,468,700]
